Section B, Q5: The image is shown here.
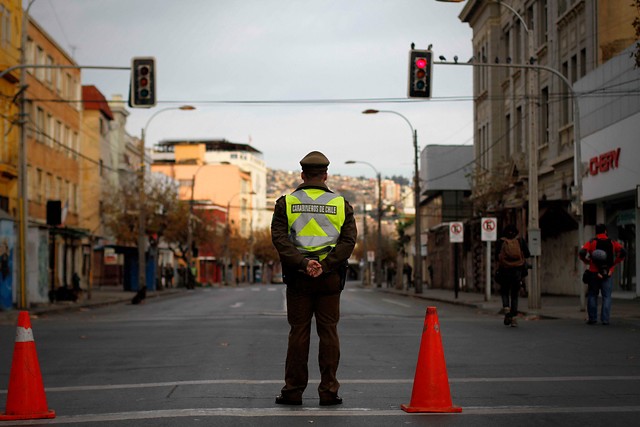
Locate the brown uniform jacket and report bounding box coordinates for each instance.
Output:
[271,182,357,274]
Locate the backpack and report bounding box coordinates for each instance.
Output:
[592,237,614,274]
[499,237,524,268]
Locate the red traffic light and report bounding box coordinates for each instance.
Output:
[408,49,432,99]
[415,57,428,69]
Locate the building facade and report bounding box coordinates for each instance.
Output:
[152,146,255,284]
[576,44,639,296]
[153,139,268,233]
[80,85,114,240]
[459,0,638,295]
[0,0,21,309]
[24,16,83,303]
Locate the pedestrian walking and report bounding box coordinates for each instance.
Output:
[271,151,357,406]
[495,225,530,327]
[403,262,412,289]
[579,224,626,325]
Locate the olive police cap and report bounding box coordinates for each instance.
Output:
[299,151,330,171]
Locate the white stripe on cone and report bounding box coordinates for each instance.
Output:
[16,326,34,343]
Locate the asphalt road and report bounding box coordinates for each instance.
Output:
[0,283,639,426]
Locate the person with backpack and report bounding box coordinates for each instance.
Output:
[578,224,626,325]
[495,225,531,327]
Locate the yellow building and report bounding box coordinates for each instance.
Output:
[80,85,114,239]
[24,16,84,301]
[0,0,21,214]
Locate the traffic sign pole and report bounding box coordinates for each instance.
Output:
[481,218,498,302]
[486,241,491,301]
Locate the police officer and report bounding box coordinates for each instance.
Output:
[271,151,357,406]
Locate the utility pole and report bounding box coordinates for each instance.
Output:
[413,129,422,293]
[16,1,35,309]
[138,132,146,291]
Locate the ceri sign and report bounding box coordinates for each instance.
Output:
[589,147,620,176]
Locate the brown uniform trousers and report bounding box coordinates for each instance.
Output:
[281,270,342,401]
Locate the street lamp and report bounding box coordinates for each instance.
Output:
[362,109,423,293]
[436,0,542,311]
[186,163,206,283]
[345,160,383,288]
[224,190,256,285]
[139,105,195,291]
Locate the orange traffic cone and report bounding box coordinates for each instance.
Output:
[0,311,56,421]
[401,306,462,413]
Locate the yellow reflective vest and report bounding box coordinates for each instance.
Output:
[285,188,346,260]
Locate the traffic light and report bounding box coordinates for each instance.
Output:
[129,57,156,108]
[408,49,432,98]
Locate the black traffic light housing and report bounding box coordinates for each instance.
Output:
[129,57,156,108]
[408,49,433,98]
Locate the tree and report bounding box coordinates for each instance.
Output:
[102,172,219,267]
[252,228,279,266]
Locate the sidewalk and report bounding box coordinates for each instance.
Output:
[0,286,186,324]
[367,282,640,323]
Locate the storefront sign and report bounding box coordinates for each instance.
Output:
[589,147,620,176]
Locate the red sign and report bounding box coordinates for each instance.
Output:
[589,148,620,176]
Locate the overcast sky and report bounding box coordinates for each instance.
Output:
[29,0,474,179]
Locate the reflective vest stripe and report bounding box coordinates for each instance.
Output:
[286,189,345,259]
[290,191,339,238]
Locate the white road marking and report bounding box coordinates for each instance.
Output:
[382,298,411,308]
[2,377,638,423]
[230,302,244,308]
[3,376,633,394]
[6,405,640,424]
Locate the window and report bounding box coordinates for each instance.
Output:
[35,107,45,143]
[36,169,43,203]
[561,61,570,125]
[45,55,54,86]
[45,173,52,198]
[72,184,78,213]
[540,87,549,145]
[514,20,522,64]
[516,106,523,154]
[64,125,71,156]
[72,131,79,159]
[527,5,535,48]
[55,120,62,149]
[46,114,54,147]
[505,113,512,158]
[503,28,510,64]
[538,0,548,45]
[0,5,10,47]
[580,48,586,78]
[36,46,45,80]
[56,177,62,200]
[26,38,34,70]
[56,67,63,94]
